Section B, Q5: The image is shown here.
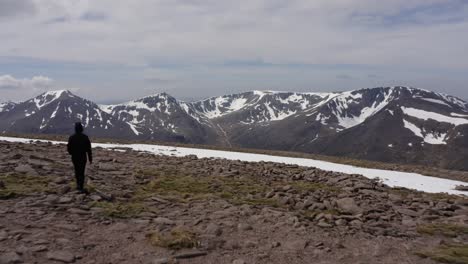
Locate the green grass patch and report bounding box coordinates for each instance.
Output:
[90,201,145,218]
[416,243,468,264]
[133,168,340,208]
[417,223,468,238]
[134,173,280,207]
[147,227,199,250]
[289,181,340,193]
[0,173,52,199]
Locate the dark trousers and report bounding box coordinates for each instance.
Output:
[72,156,87,190]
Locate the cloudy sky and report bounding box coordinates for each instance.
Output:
[1,0,468,103]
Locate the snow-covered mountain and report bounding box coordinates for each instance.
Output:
[1,86,468,170]
[0,90,136,138]
[100,93,218,143]
[189,90,333,122]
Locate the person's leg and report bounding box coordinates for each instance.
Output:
[72,158,81,191]
[72,157,86,191]
[77,159,88,192]
[78,162,86,191]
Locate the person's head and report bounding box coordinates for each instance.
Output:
[74,122,84,133]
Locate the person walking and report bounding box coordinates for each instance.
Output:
[67,122,92,193]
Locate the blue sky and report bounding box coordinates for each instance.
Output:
[0,0,468,103]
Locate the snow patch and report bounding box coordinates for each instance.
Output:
[126,122,140,135]
[32,90,68,110]
[1,135,467,195]
[451,113,468,118]
[403,119,448,145]
[417,97,451,107]
[402,107,468,126]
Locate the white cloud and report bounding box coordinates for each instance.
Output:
[0,0,465,68]
[0,75,54,90]
[1,0,468,101]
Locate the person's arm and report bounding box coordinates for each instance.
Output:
[67,136,72,155]
[87,137,93,164]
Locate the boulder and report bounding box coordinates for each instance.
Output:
[336,198,362,215]
[14,164,38,175]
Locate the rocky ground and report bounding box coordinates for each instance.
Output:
[1,140,468,264]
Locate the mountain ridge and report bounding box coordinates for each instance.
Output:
[1,86,468,170]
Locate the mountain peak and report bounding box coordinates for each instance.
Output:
[39,89,73,99]
[132,92,177,102]
[26,90,76,110]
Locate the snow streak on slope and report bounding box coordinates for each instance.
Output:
[1,136,467,195]
[0,102,15,112]
[331,89,395,129]
[402,107,468,126]
[452,113,468,118]
[403,119,447,145]
[416,97,451,107]
[439,94,468,109]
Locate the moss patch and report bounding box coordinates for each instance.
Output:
[0,173,52,199]
[148,227,199,250]
[416,243,468,264]
[90,201,145,218]
[289,181,340,193]
[135,173,278,206]
[417,223,468,238]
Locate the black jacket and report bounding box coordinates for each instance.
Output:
[67,133,92,162]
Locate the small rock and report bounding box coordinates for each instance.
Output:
[131,219,150,225]
[224,240,241,250]
[56,238,72,245]
[67,208,90,215]
[174,251,207,259]
[33,239,49,245]
[153,258,175,264]
[336,198,362,215]
[455,185,468,191]
[283,239,309,251]
[388,194,403,203]
[89,195,102,201]
[232,259,246,264]
[57,185,71,195]
[15,164,37,175]
[335,219,347,226]
[0,252,22,264]
[350,220,363,228]
[243,240,258,248]
[317,220,333,228]
[271,241,281,248]
[205,223,222,236]
[397,208,420,218]
[98,163,116,171]
[54,177,68,184]
[58,197,74,204]
[46,250,75,263]
[237,223,253,231]
[153,217,175,225]
[0,230,8,241]
[30,245,48,252]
